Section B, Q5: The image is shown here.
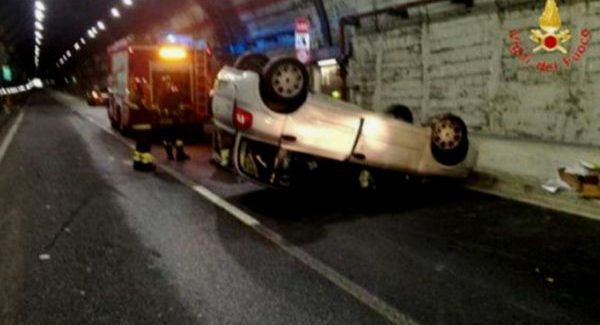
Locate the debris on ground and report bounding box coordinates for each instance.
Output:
[541,178,571,194]
[543,161,600,199]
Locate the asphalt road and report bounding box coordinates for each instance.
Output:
[1,91,600,325]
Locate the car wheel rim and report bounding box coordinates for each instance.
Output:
[433,120,463,150]
[272,64,304,98]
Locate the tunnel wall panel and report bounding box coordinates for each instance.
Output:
[344,0,600,146]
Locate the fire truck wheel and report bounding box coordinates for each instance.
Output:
[386,105,413,123]
[260,57,309,113]
[430,114,469,166]
[234,53,270,74]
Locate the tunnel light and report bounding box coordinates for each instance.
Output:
[74,42,81,51]
[318,59,338,67]
[80,37,86,45]
[88,30,96,39]
[111,8,121,18]
[32,78,43,88]
[35,1,46,11]
[97,21,106,31]
[35,2,46,13]
[159,46,188,61]
[91,27,98,34]
[33,2,46,71]
[123,0,134,6]
[35,9,45,21]
[66,50,72,58]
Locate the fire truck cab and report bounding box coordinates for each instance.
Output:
[107,36,212,134]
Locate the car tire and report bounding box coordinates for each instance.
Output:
[260,57,309,114]
[430,114,469,166]
[386,105,413,123]
[234,53,270,75]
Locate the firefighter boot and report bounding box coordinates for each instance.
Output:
[163,141,174,160]
[132,124,155,172]
[175,140,190,161]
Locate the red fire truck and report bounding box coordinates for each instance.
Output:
[106,36,212,134]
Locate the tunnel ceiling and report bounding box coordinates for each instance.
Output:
[0,0,191,77]
[0,0,32,72]
[0,0,354,78]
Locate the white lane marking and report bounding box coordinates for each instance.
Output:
[165,168,418,325]
[64,98,419,325]
[0,111,24,166]
[192,185,260,226]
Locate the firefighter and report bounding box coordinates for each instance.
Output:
[159,78,190,161]
[130,78,155,172]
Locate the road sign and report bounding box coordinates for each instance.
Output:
[295,18,311,64]
[296,18,310,33]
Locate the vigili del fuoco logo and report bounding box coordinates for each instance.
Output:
[508,0,592,72]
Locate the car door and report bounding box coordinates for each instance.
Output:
[279,94,362,161]
[211,69,238,133]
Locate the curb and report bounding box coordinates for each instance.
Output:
[467,169,600,221]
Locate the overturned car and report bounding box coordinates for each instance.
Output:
[211,54,478,189]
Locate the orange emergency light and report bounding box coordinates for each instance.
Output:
[158,46,188,61]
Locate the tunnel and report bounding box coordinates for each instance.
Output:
[1,0,600,324]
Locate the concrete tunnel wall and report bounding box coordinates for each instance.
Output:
[131,0,600,146]
[342,0,600,147]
